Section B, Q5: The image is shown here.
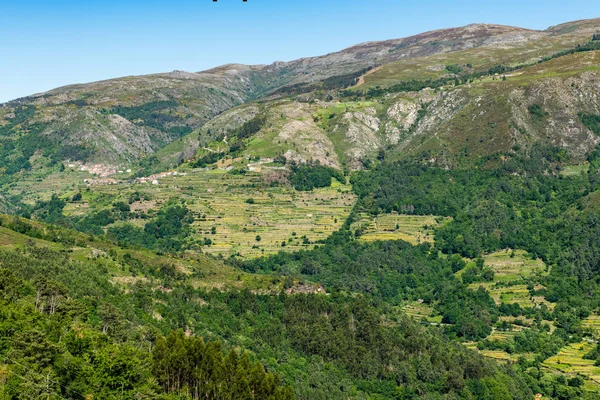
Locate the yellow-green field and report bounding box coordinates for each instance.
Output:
[485,249,548,281]
[179,171,356,258]
[560,164,589,177]
[583,314,600,339]
[350,213,447,245]
[544,342,600,390]
[402,302,443,324]
[468,249,549,308]
[32,167,357,259]
[480,349,537,363]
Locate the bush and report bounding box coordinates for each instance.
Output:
[528,104,548,122]
[445,64,462,74]
[289,164,345,191]
[579,113,600,136]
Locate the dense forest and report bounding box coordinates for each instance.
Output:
[288,163,346,191]
[0,219,545,399]
[0,239,292,399]
[273,67,375,96]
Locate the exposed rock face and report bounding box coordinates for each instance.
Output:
[276,103,340,168]
[339,109,382,168]
[285,283,326,295]
[387,100,421,130]
[394,53,600,163]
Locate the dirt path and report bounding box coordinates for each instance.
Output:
[352,66,384,88]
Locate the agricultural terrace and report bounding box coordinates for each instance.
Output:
[59,168,357,259]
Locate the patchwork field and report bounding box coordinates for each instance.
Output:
[10,163,449,260]
[401,250,554,366]
[460,250,557,365]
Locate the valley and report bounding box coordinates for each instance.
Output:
[1,16,600,400]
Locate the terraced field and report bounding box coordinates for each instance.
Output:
[180,171,355,258]
[48,167,357,259]
[402,302,442,324]
[13,163,454,259]
[583,314,600,338]
[544,342,600,391]
[468,249,550,308]
[479,348,537,363]
[350,213,445,245]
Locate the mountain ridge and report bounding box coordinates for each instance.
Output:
[8,19,599,104]
[0,17,599,175]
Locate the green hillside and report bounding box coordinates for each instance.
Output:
[3,17,600,400]
[0,214,542,399]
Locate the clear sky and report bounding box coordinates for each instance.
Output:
[1,0,598,102]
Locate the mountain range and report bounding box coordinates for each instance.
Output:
[2,17,599,172]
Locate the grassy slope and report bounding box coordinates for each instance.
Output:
[0,214,273,291]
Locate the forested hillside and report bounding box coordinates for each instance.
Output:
[0,215,540,399]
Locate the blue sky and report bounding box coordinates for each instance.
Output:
[0,0,598,102]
